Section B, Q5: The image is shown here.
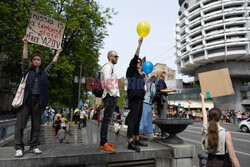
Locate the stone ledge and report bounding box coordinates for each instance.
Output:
[0,143,171,167]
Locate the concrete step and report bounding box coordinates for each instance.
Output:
[0,143,171,167]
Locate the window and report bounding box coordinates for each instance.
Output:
[224,4,242,10]
[203,0,218,6]
[225,14,243,19]
[190,32,202,39]
[193,51,204,59]
[207,47,225,54]
[204,7,222,15]
[190,23,201,30]
[227,46,245,51]
[184,57,189,62]
[205,17,223,24]
[226,24,244,29]
[205,27,223,34]
[206,37,224,43]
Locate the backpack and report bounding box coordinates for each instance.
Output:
[149,82,156,104]
[92,64,113,97]
[152,80,163,104]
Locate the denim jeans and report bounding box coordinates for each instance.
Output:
[59,139,63,144]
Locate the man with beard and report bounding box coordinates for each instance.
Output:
[99,51,120,153]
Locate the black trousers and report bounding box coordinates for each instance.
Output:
[100,94,117,146]
[127,96,143,138]
[14,95,45,151]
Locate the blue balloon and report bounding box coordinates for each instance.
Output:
[142,61,154,74]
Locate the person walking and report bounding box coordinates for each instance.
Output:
[99,50,120,153]
[57,126,66,144]
[14,36,62,157]
[139,75,156,138]
[54,116,61,136]
[126,38,148,152]
[200,93,240,167]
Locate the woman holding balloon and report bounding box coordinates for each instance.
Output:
[126,37,148,152]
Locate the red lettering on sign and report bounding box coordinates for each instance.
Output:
[37,22,63,39]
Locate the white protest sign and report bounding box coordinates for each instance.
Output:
[26,11,65,50]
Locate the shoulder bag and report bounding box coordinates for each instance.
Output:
[12,73,29,108]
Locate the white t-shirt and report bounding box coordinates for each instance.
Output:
[101,63,120,98]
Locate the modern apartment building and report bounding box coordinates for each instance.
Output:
[175,0,250,112]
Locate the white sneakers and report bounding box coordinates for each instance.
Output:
[15,148,42,157]
[15,149,23,157]
[30,148,42,154]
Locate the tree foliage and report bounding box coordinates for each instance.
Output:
[0,0,116,108]
[116,81,127,108]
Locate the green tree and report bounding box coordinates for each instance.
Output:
[0,0,116,107]
[116,81,127,109]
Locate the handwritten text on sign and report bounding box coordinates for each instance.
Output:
[26,11,65,50]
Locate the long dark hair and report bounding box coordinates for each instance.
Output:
[207,108,222,150]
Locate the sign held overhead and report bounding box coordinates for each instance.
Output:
[26,11,65,50]
[198,68,235,99]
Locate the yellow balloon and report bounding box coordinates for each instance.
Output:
[137,21,150,38]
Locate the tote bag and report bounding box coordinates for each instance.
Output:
[12,73,29,108]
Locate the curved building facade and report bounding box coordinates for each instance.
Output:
[175,0,250,112]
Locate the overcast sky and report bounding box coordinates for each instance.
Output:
[96,0,194,82]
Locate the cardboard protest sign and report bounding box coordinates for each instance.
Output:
[198,68,234,99]
[26,11,65,50]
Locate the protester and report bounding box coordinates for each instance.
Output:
[57,126,66,144]
[99,50,120,153]
[54,112,62,122]
[61,115,67,131]
[73,108,80,124]
[49,106,55,125]
[126,38,148,152]
[14,36,62,157]
[62,109,68,120]
[139,75,156,138]
[79,107,87,129]
[43,107,49,125]
[200,93,240,167]
[54,116,62,136]
[155,69,177,119]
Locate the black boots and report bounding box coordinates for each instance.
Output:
[128,141,140,152]
[128,140,148,152]
[135,140,148,147]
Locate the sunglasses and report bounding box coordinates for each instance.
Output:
[113,55,119,58]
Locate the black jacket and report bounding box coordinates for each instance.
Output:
[126,55,145,101]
